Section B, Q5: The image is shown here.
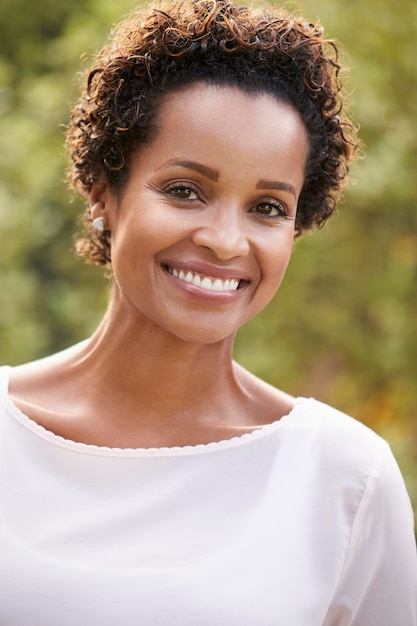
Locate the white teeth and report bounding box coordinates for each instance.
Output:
[168,266,240,292]
[200,277,212,289]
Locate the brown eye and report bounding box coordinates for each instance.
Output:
[165,183,199,201]
[251,201,287,218]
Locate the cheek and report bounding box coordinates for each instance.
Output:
[260,238,294,292]
[109,211,183,290]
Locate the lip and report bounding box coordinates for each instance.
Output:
[161,261,251,303]
[161,259,252,283]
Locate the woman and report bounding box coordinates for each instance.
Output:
[0,0,416,623]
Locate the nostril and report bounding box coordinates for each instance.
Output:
[192,226,250,260]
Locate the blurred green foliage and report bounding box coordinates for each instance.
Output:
[0,0,416,514]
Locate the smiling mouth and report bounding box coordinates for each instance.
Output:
[165,265,245,292]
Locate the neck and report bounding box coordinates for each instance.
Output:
[10,290,291,448]
[71,299,243,427]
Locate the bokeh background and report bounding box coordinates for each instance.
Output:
[1,0,416,521]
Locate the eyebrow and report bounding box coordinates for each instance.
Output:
[256,179,297,198]
[157,159,297,197]
[156,159,219,182]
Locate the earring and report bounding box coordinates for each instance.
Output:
[92,217,105,232]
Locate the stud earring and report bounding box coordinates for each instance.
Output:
[92,217,105,232]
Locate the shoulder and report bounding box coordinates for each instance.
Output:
[307,405,417,623]
[286,399,414,544]
[287,398,392,484]
[7,341,89,401]
[0,365,12,398]
[293,397,385,445]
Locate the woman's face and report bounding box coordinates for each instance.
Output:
[91,83,308,344]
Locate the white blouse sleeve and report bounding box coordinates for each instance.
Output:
[324,442,417,626]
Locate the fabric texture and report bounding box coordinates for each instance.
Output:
[0,365,416,625]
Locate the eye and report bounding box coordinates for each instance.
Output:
[250,200,289,219]
[163,182,200,201]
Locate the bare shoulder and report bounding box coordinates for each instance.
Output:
[9,341,88,407]
[232,361,295,426]
[6,342,98,444]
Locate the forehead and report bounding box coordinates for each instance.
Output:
[133,82,309,190]
[157,82,306,139]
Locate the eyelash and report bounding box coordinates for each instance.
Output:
[249,200,289,220]
[163,182,200,201]
[162,183,289,220]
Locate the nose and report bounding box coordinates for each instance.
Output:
[192,206,250,260]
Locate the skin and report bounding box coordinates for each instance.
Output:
[9,83,309,448]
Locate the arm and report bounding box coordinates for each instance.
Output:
[324,442,417,626]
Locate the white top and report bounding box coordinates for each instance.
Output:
[0,365,416,625]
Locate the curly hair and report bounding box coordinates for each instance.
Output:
[66,0,359,266]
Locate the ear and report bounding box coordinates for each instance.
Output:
[89,183,116,230]
[89,183,107,219]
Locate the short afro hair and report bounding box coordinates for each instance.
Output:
[66,0,359,266]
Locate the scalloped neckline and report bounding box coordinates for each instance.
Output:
[0,366,310,457]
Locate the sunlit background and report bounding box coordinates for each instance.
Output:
[1,0,416,522]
